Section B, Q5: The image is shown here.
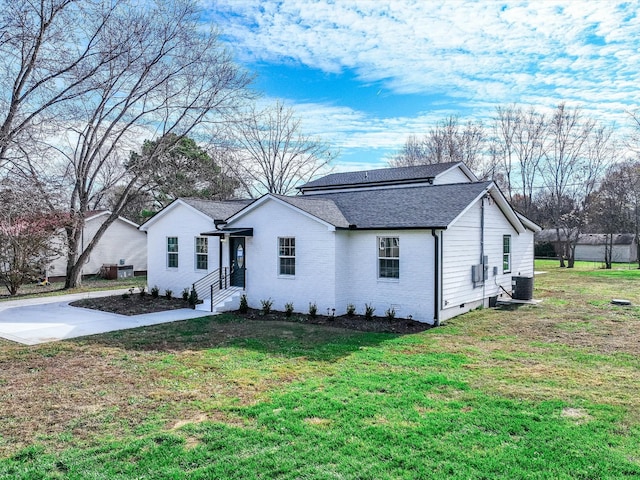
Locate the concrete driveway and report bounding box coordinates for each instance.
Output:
[0,290,213,345]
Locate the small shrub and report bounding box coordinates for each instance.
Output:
[385,307,396,319]
[284,302,294,317]
[308,302,318,318]
[239,294,248,313]
[261,298,273,315]
[364,303,375,320]
[150,285,160,298]
[182,288,189,301]
[188,287,198,308]
[346,303,356,316]
[164,289,173,300]
[139,286,146,297]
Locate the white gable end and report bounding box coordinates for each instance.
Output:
[144,201,220,294]
[224,196,339,313]
[432,163,477,185]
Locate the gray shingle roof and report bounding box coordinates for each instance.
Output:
[180,197,251,221]
[298,162,462,191]
[273,195,350,228]
[280,182,491,229]
[579,233,636,245]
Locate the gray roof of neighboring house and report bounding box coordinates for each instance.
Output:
[180,197,251,221]
[578,233,636,245]
[536,230,636,245]
[298,162,463,191]
[274,182,492,229]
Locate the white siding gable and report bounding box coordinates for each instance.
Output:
[433,164,476,185]
[440,195,534,321]
[82,215,147,274]
[47,215,147,278]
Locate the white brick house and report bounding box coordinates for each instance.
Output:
[140,162,540,323]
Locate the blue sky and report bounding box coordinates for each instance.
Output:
[205,0,640,171]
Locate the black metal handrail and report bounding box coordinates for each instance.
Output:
[193,267,245,312]
[192,268,221,301]
[212,267,230,311]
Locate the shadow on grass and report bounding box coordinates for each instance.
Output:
[76,313,409,362]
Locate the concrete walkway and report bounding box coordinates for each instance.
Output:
[0,290,213,345]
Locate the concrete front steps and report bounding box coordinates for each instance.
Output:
[195,286,244,313]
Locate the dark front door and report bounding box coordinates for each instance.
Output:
[230,237,246,288]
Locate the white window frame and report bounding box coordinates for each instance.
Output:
[195,236,208,271]
[503,235,511,273]
[278,237,296,276]
[167,236,179,269]
[378,236,400,279]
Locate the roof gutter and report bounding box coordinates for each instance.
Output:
[335,225,449,231]
[431,228,441,327]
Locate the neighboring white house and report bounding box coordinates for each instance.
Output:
[140,162,540,324]
[575,234,638,263]
[48,211,147,280]
[536,230,638,263]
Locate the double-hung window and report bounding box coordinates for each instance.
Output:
[278,237,295,276]
[378,237,399,279]
[167,237,179,268]
[503,235,511,273]
[195,237,208,270]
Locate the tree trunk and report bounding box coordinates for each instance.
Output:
[554,228,566,267]
[604,233,613,269]
[567,244,576,268]
[65,261,84,289]
[63,220,83,289]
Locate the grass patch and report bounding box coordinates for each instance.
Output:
[1,261,640,478]
[0,276,146,302]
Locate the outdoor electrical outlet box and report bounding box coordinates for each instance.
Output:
[493,266,498,276]
[472,264,483,283]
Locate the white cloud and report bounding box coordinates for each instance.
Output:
[204,0,640,163]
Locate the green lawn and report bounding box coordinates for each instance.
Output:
[1,262,639,479]
[0,276,147,302]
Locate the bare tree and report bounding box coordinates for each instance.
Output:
[5,0,251,288]
[491,105,546,213]
[224,101,334,197]
[590,162,635,268]
[390,116,486,175]
[389,134,429,167]
[627,109,640,156]
[0,180,68,294]
[491,106,518,200]
[540,103,604,268]
[591,159,640,268]
[0,0,120,166]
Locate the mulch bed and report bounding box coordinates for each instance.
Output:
[70,295,432,334]
[235,309,432,334]
[71,295,191,316]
